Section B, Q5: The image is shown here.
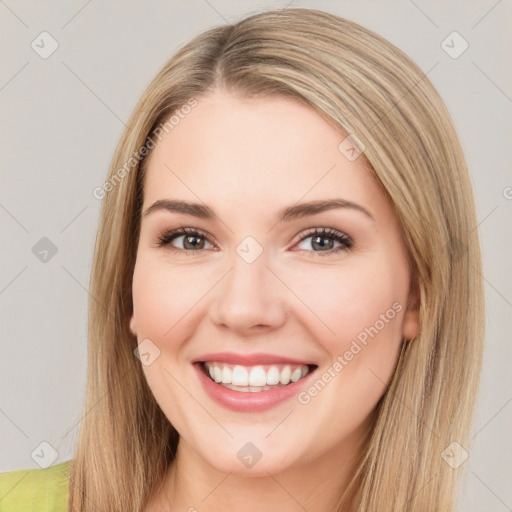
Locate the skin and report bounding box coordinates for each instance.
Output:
[129,90,420,511]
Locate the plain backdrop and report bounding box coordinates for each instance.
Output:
[1,1,511,510]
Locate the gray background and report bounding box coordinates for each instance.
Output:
[1,1,511,510]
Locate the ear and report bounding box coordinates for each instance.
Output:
[129,313,138,338]
[402,276,420,341]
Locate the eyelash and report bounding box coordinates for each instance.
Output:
[156,226,353,257]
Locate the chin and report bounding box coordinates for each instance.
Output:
[184,436,298,477]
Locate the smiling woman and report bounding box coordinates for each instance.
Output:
[0,6,484,512]
[128,93,421,491]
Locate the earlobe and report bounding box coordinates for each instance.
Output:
[129,314,137,337]
[402,278,421,341]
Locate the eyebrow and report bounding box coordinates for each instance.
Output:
[143,198,375,223]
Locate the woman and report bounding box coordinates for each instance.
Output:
[0,7,484,512]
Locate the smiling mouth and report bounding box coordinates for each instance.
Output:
[198,361,318,392]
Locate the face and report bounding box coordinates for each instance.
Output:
[129,90,420,477]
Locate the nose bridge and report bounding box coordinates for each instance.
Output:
[210,242,286,332]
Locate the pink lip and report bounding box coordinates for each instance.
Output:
[193,352,315,366]
[193,362,317,413]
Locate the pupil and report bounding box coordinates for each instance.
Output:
[312,236,332,250]
[185,235,203,250]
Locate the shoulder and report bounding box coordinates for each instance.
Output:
[0,460,71,512]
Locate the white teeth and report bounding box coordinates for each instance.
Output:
[232,365,249,386]
[221,366,231,384]
[249,366,267,387]
[280,366,291,385]
[291,367,303,383]
[222,383,278,393]
[266,366,280,385]
[213,366,222,383]
[203,362,312,389]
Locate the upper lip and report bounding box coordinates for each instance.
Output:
[193,352,317,367]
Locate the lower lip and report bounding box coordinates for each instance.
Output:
[193,363,317,413]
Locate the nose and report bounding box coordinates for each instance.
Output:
[209,250,287,335]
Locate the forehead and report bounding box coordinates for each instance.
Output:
[141,91,385,220]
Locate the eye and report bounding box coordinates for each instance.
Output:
[156,227,214,254]
[295,227,353,256]
[156,226,353,257]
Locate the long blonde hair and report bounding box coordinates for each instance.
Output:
[68,8,484,511]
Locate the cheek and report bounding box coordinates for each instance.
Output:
[290,262,407,428]
[131,256,209,419]
[289,257,409,412]
[289,258,407,349]
[131,255,211,341]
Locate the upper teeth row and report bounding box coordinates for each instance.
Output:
[204,362,310,387]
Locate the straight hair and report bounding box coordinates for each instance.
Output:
[68,8,484,511]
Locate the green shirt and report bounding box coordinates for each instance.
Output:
[0,461,71,511]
